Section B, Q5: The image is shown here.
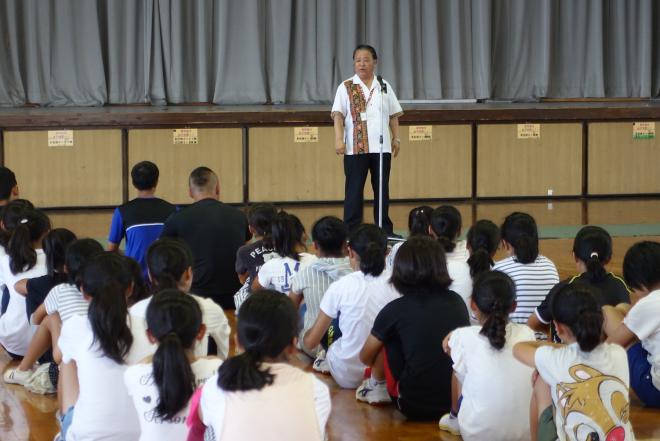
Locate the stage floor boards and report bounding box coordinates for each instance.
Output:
[2,198,660,440]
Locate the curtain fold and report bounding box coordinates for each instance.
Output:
[0,0,658,106]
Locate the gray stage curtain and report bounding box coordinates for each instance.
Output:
[0,0,659,106]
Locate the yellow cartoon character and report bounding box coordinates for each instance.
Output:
[555,364,631,441]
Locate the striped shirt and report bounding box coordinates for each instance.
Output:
[493,255,559,324]
[44,283,89,322]
[291,257,353,356]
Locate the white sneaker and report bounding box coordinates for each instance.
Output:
[438,412,460,435]
[3,367,33,385]
[312,350,330,374]
[355,378,391,404]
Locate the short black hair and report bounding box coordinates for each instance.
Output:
[623,241,660,291]
[353,44,378,60]
[390,236,452,295]
[500,212,539,264]
[131,161,159,191]
[189,166,217,190]
[312,216,348,256]
[0,167,17,200]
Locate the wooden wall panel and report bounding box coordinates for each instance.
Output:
[477,124,582,197]
[588,122,660,195]
[128,129,243,204]
[249,125,471,202]
[4,130,123,208]
[476,200,583,227]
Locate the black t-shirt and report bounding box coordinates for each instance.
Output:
[161,198,248,309]
[536,272,630,342]
[235,239,275,284]
[25,273,67,319]
[371,290,470,417]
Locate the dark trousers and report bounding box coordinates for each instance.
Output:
[343,153,393,234]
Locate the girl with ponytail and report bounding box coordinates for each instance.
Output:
[385,205,432,271]
[304,224,400,389]
[129,238,230,360]
[440,271,535,440]
[515,284,634,440]
[196,290,330,441]
[124,290,221,441]
[528,226,630,340]
[493,212,559,325]
[0,208,50,358]
[57,252,140,441]
[429,205,473,309]
[466,220,500,279]
[252,211,316,294]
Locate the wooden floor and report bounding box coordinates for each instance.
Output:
[2,199,660,441]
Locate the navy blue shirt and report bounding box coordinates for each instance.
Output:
[108,197,177,277]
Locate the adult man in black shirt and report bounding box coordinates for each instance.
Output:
[161,166,248,309]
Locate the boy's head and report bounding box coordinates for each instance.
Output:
[0,167,18,204]
[131,161,159,191]
[623,241,660,293]
[247,204,277,237]
[312,216,348,257]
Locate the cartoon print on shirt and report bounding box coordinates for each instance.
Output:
[556,364,630,441]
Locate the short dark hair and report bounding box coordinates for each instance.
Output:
[247,204,277,237]
[390,236,452,295]
[0,167,17,200]
[500,212,539,264]
[312,216,348,256]
[430,205,462,253]
[348,224,387,276]
[189,166,217,190]
[623,241,660,291]
[131,161,159,191]
[353,44,378,60]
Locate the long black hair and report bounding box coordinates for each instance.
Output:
[247,203,277,247]
[43,228,77,277]
[430,205,462,253]
[65,239,104,287]
[146,238,193,293]
[472,271,516,350]
[347,224,388,276]
[146,290,203,420]
[0,199,34,248]
[550,284,603,352]
[466,220,500,279]
[126,257,148,305]
[573,226,612,283]
[408,205,433,237]
[271,212,305,261]
[81,252,134,364]
[500,212,539,264]
[8,208,51,274]
[218,290,298,392]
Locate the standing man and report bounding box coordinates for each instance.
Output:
[107,161,176,278]
[161,166,248,309]
[332,44,403,235]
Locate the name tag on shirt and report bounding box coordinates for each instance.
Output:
[360,112,367,121]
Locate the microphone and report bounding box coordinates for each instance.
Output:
[377,75,387,93]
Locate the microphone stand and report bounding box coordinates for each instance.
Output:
[376,75,387,230]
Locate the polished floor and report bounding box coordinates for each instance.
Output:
[2,199,660,441]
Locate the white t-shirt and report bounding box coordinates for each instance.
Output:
[331,74,403,155]
[0,250,46,355]
[43,283,88,323]
[320,270,400,388]
[447,260,473,310]
[385,241,403,271]
[59,314,141,441]
[535,343,634,441]
[623,289,660,389]
[129,293,231,361]
[124,357,222,441]
[447,240,469,263]
[257,252,316,295]
[493,255,559,324]
[449,323,535,441]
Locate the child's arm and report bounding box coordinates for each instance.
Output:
[237,271,248,284]
[513,341,561,368]
[251,276,265,292]
[31,303,48,325]
[289,290,303,309]
[602,304,638,348]
[442,332,452,356]
[527,312,550,334]
[303,312,332,352]
[14,279,28,296]
[360,334,384,367]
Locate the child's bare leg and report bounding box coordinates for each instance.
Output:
[17,317,55,371]
[370,349,385,381]
[48,315,63,364]
[451,372,462,414]
[530,373,552,441]
[58,361,79,415]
